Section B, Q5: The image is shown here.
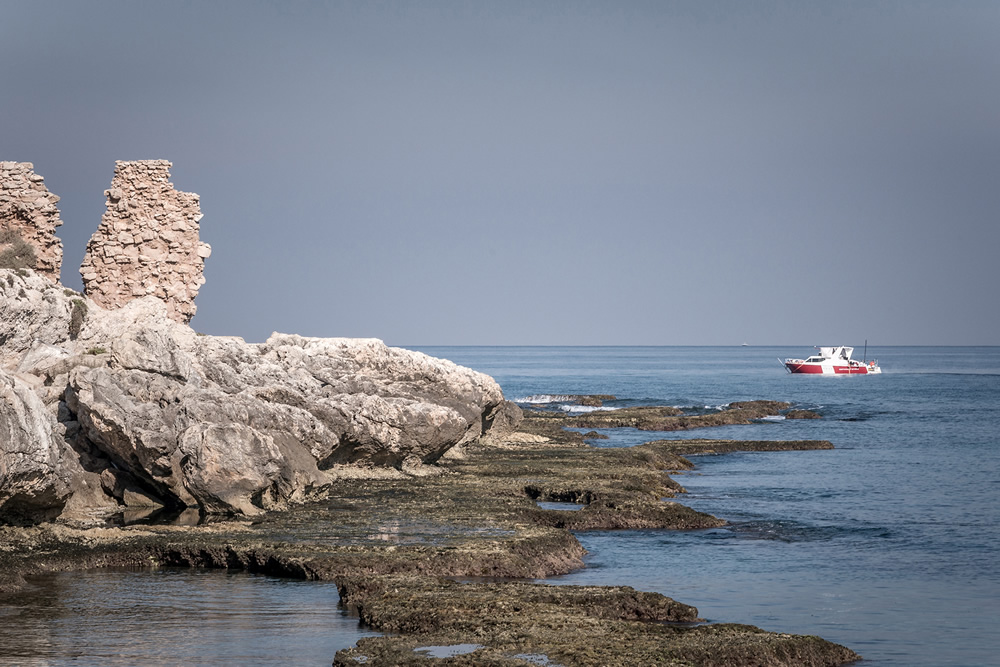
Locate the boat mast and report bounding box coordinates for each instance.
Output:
[863,339,867,363]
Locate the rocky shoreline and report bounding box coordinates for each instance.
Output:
[2,406,859,666]
[3,162,857,664]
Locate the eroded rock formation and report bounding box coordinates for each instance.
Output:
[1,270,519,523]
[80,160,209,324]
[0,162,63,281]
[1,159,520,526]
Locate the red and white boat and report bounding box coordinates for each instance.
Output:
[782,346,881,375]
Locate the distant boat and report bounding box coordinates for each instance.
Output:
[782,346,881,375]
[741,342,749,346]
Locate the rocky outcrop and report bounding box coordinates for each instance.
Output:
[1,269,518,522]
[0,269,78,363]
[0,162,64,281]
[79,160,209,324]
[2,159,518,525]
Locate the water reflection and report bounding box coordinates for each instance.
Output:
[0,568,377,666]
[535,501,585,511]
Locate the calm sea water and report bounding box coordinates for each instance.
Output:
[418,345,1000,667]
[2,346,997,665]
[0,568,376,666]
[0,568,375,667]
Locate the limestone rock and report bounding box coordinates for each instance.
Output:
[80,160,208,324]
[1,275,519,521]
[0,269,78,364]
[0,162,64,282]
[0,369,72,524]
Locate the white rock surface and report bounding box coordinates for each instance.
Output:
[1,268,518,522]
[0,368,71,524]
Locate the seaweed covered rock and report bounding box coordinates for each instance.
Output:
[334,575,861,666]
[563,400,794,431]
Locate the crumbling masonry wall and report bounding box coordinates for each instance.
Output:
[80,160,210,324]
[0,162,64,281]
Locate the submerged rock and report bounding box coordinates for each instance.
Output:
[560,400,797,431]
[785,409,822,419]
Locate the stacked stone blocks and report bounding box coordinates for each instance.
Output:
[80,160,210,324]
[0,162,64,282]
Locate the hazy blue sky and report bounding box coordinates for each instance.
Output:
[3,1,998,345]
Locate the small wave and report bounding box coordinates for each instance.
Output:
[756,415,786,422]
[560,405,618,413]
[721,519,893,543]
[515,394,579,404]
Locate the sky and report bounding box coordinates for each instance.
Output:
[2,0,998,346]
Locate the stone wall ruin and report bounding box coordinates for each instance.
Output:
[0,162,64,282]
[80,160,210,324]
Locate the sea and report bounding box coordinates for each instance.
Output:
[2,346,998,666]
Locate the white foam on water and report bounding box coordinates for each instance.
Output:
[559,405,617,413]
[515,394,577,404]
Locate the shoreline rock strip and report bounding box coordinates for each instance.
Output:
[0,406,858,666]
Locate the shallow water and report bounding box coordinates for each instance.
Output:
[3,346,997,665]
[536,501,585,511]
[421,345,1000,666]
[0,568,376,666]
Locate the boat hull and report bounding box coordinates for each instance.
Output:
[783,345,881,375]
[784,361,879,375]
[785,361,868,375]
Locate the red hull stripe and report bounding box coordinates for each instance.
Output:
[786,363,824,373]
[785,363,868,375]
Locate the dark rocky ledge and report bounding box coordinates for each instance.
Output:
[535,399,821,432]
[335,575,859,666]
[646,439,834,455]
[0,406,857,666]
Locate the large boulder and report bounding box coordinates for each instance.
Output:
[0,369,71,524]
[1,269,519,520]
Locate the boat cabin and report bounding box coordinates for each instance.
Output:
[817,346,854,360]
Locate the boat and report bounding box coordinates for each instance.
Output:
[781,346,881,375]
